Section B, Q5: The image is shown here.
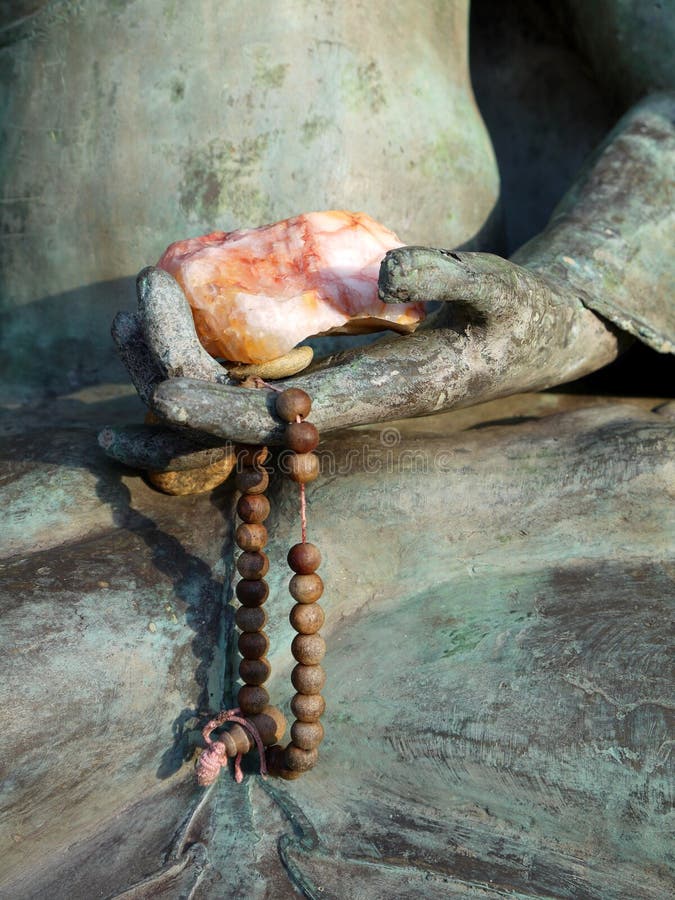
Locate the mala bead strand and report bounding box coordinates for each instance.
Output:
[198,388,326,783]
[234,454,286,743]
[272,388,326,777]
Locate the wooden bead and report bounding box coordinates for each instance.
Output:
[237,493,270,523]
[236,551,269,580]
[235,523,268,552]
[291,693,326,723]
[291,664,326,694]
[287,452,319,483]
[238,684,269,715]
[239,657,271,686]
[238,631,270,659]
[265,743,284,773]
[235,606,267,632]
[276,388,312,422]
[247,705,286,746]
[284,744,318,772]
[285,421,319,453]
[216,731,238,758]
[291,633,326,665]
[237,445,269,468]
[235,467,269,494]
[266,745,302,780]
[289,603,325,634]
[289,573,323,603]
[236,579,269,607]
[264,744,285,773]
[222,723,253,756]
[287,542,321,574]
[291,720,324,750]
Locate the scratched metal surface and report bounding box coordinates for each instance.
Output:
[1,393,672,898]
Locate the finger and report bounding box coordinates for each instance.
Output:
[98,423,233,472]
[111,310,163,405]
[152,328,466,443]
[153,280,617,443]
[136,266,229,383]
[379,247,556,323]
[153,378,286,444]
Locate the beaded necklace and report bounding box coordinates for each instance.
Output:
[196,387,325,783]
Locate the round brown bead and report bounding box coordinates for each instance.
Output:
[237,445,269,468]
[265,744,303,780]
[236,551,269,580]
[291,664,326,695]
[236,579,269,607]
[238,631,270,659]
[265,743,284,772]
[239,657,271,686]
[235,606,267,632]
[291,633,326,665]
[287,452,319,484]
[237,493,270,524]
[289,603,325,634]
[248,705,286,746]
[235,467,269,495]
[238,684,269,715]
[291,693,326,723]
[235,523,268,552]
[222,723,253,756]
[287,542,321,574]
[285,421,319,453]
[264,743,285,773]
[291,720,324,751]
[289,573,323,603]
[284,744,319,772]
[276,388,312,422]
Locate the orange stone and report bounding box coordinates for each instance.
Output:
[157,211,426,364]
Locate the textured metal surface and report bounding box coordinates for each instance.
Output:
[516,94,675,354]
[1,393,673,897]
[1,2,673,895]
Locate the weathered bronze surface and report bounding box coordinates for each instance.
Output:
[1,394,673,897]
[0,1,673,897]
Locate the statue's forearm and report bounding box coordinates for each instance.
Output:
[514,93,674,353]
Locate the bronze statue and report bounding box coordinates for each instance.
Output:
[0,2,672,896]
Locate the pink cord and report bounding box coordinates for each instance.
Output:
[296,414,308,543]
[196,707,268,786]
[300,483,307,543]
[255,378,283,392]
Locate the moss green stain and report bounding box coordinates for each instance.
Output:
[301,115,331,146]
[107,0,135,15]
[224,183,270,224]
[179,134,272,223]
[163,0,179,26]
[341,59,386,114]
[170,78,185,103]
[251,47,288,90]
[420,132,470,180]
[255,61,289,90]
[441,622,489,656]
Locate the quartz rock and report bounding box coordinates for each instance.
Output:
[157,211,426,364]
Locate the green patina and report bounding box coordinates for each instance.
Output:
[179,133,272,223]
[300,115,332,146]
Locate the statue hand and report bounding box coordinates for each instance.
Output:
[106,93,673,451]
[109,252,617,448]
